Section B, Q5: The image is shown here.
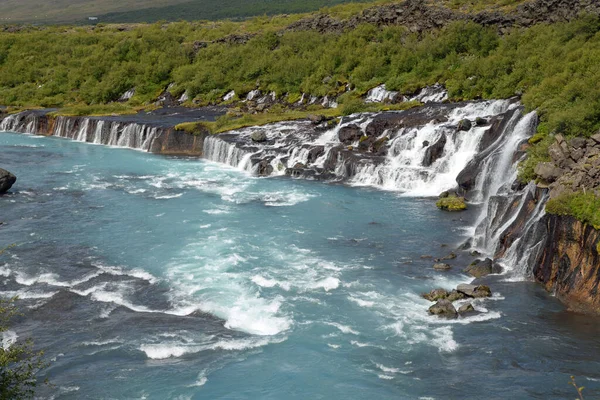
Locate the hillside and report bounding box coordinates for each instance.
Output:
[0,0,377,24]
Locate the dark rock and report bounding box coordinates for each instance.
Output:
[422,140,430,147]
[458,303,476,315]
[470,250,482,257]
[447,290,466,302]
[420,255,433,259]
[569,137,587,149]
[464,258,494,278]
[338,124,362,144]
[256,159,273,176]
[251,131,267,142]
[457,119,472,132]
[307,146,325,163]
[591,133,600,144]
[0,169,16,195]
[428,299,457,317]
[422,288,448,301]
[308,114,327,124]
[475,117,488,126]
[436,252,457,262]
[433,263,452,271]
[457,284,492,298]
[422,134,447,167]
[534,162,561,182]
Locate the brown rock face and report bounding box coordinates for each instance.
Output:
[535,215,600,314]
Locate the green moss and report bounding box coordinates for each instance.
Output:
[546,192,600,230]
[596,241,600,254]
[436,195,467,211]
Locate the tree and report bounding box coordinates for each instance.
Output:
[0,247,47,399]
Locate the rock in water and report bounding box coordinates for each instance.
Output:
[251,131,267,142]
[428,299,457,317]
[0,169,16,194]
[457,284,492,298]
[433,263,452,271]
[422,288,449,301]
[457,119,472,131]
[458,303,476,315]
[422,134,446,167]
[464,258,502,278]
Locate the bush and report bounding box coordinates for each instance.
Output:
[546,192,600,229]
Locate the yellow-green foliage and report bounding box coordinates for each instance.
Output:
[436,195,467,211]
[546,192,600,230]
[0,13,599,139]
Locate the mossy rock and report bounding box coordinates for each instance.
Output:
[436,196,467,211]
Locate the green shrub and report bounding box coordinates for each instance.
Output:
[546,192,600,229]
[436,195,467,211]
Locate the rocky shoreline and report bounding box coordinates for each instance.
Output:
[1,99,599,316]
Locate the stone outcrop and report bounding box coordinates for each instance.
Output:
[539,133,600,198]
[534,215,600,314]
[286,0,600,35]
[428,299,458,317]
[0,169,16,194]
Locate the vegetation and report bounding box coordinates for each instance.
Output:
[546,192,600,229]
[436,195,467,211]
[0,0,379,24]
[0,12,599,135]
[0,246,47,399]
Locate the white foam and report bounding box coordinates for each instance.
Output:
[2,330,17,350]
[326,322,359,335]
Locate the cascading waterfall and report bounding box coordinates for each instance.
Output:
[0,112,161,152]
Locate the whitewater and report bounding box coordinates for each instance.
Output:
[1,128,599,399]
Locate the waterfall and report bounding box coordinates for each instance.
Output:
[0,112,161,152]
[203,136,254,171]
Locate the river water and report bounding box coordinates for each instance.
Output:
[1,131,599,399]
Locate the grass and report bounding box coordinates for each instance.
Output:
[175,101,420,134]
[436,195,467,211]
[546,192,600,229]
[48,103,147,117]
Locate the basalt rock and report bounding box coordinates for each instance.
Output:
[433,263,452,271]
[428,299,458,317]
[534,215,600,314]
[338,124,362,144]
[422,134,446,167]
[457,119,472,132]
[0,169,17,194]
[464,258,502,278]
[422,288,449,302]
[251,131,268,143]
[457,284,492,298]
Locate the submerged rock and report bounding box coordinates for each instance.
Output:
[433,263,452,271]
[428,299,457,317]
[0,169,16,194]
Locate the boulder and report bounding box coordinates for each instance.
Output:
[470,250,482,257]
[338,124,362,144]
[447,290,466,302]
[534,162,561,182]
[569,137,587,149]
[251,131,267,143]
[464,258,502,278]
[422,288,448,301]
[475,117,488,126]
[0,169,16,195]
[591,133,600,144]
[458,303,476,315]
[457,284,492,298]
[457,119,472,131]
[436,196,467,211]
[433,263,452,271]
[422,134,447,167]
[428,299,457,317]
[308,114,327,124]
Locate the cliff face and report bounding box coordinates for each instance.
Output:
[0,112,209,156]
[534,215,600,314]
